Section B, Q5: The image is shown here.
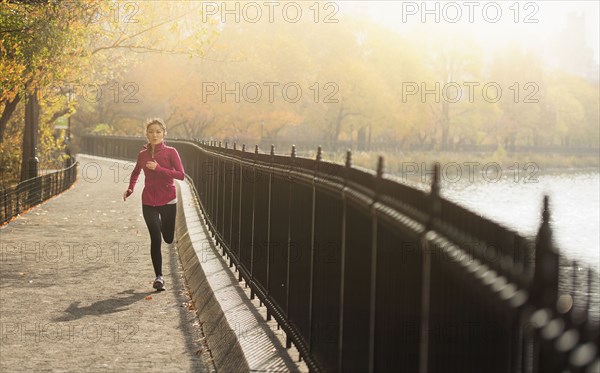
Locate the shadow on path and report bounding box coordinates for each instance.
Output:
[53,289,152,322]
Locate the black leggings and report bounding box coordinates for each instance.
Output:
[142,204,176,277]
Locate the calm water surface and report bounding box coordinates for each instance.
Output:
[436,170,600,272]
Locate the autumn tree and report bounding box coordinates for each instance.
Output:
[1,0,215,181]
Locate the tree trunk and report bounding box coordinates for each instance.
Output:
[440,124,450,151]
[20,92,39,182]
[331,104,344,148]
[0,96,22,143]
[440,101,450,150]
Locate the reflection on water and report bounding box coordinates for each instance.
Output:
[438,170,599,272]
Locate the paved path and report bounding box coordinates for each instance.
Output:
[0,155,214,372]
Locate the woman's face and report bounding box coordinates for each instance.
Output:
[146,123,164,145]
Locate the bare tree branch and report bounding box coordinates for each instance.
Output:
[91,14,186,55]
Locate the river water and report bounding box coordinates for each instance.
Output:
[435,170,599,272]
[430,169,600,317]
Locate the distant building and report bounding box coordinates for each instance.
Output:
[551,12,599,83]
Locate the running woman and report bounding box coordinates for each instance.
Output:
[123,118,185,291]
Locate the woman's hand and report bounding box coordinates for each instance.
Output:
[123,189,133,201]
[146,160,158,170]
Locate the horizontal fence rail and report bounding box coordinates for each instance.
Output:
[82,135,599,373]
[1,160,78,225]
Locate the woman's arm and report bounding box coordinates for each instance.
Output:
[155,148,185,180]
[125,153,143,197]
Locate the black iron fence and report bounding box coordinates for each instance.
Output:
[1,160,78,225]
[254,139,600,155]
[81,135,599,373]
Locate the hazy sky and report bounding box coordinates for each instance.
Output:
[338,1,600,65]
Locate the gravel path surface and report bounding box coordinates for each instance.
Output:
[0,155,215,373]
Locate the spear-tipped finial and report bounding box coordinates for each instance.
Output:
[233,142,237,150]
[542,195,550,224]
[431,162,440,196]
[242,144,246,152]
[255,145,259,154]
[291,145,296,158]
[316,146,322,161]
[345,150,352,168]
[218,141,222,148]
[270,144,275,156]
[537,195,553,245]
[376,156,384,179]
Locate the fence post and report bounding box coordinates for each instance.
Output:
[307,146,322,357]
[237,144,246,282]
[265,144,275,319]
[419,162,440,373]
[530,196,558,310]
[367,156,384,372]
[249,145,259,300]
[283,144,296,348]
[336,149,352,372]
